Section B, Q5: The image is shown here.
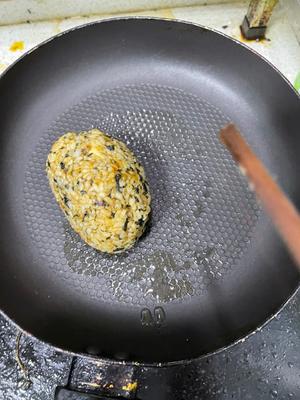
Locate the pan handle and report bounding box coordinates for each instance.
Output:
[55,356,140,400]
[55,387,137,399]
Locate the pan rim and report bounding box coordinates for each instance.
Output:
[0,15,299,367]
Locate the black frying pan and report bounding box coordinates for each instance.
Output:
[0,18,299,375]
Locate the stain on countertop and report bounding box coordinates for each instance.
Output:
[294,72,300,92]
[9,41,25,51]
[0,63,8,72]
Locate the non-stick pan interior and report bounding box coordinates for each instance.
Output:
[0,19,299,363]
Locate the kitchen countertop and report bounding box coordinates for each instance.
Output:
[0,2,300,399]
[0,1,299,85]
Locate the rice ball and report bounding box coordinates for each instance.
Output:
[46,129,151,253]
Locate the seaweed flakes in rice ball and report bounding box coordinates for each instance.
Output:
[46,128,151,253]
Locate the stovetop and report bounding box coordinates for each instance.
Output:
[1,289,300,400]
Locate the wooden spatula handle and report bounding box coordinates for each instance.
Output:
[220,123,300,269]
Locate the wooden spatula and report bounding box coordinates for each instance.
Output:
[220,123,300,270]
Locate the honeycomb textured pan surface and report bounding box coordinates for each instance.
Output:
[46,129,151,253]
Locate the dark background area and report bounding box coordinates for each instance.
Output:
[1,290,300,400]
